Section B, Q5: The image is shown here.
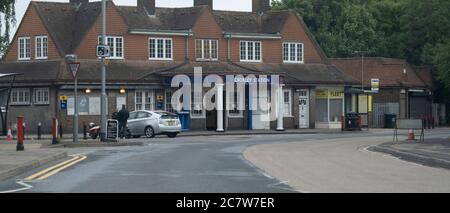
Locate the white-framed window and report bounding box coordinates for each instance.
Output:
[240,41,262,62]
[149,38,172,60]
[228,91,243,117]
[18,37,31,60]
[196,39,218,61]
[283,89,292,117]
[191,91,204,118]
[11,88,31,105]
[165,90,176,113]
[135,91,154,111]
[98,36,124,59]
[34,88,50,105]
[283,42,304,63]
[35,36,48,59]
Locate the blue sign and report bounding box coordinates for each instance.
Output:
[156,102,164,109]
[60,100,67,110]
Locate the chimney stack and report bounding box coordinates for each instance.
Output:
[70,0,89,4]
[252,0,271,14]
[194,0,213,9]
[138,0,156,15]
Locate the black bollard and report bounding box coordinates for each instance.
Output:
[37,122,42,140]
[59,124,63,139]
[83,123,87,140]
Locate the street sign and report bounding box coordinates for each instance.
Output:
[97,45,110,57]
[68,62,80,79]
[60,101,67,110]
[60,95,68,101]
[371,79,380,92]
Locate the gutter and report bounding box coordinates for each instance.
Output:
[129,29,194,37]
[223,32,281,40]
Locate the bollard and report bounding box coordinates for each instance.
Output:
[17,116,24,151]
[59,124,63,139]
[37,122,42,140]
[52,118,58,145]
[83,123,87,140]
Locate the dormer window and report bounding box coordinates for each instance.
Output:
[283,42,304,63]
[18,37,31,60]
[35,36,48,59]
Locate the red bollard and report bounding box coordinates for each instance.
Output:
[341,115,344,131]
[52,118,59,145]
[17,116,24,151]
[358,115,362,130]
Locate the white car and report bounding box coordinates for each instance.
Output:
[127,111,181,138]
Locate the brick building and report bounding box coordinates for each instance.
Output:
[0,0,358,134]
[331,57,435,128]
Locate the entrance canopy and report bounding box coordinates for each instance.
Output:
[0,73,22,135]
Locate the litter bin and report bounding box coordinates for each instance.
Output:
[344,113,360,130]
[177,111,190,131]
[384,114,397,128]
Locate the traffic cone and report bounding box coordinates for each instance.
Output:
[6,127,13,140]
[407,129,415,141]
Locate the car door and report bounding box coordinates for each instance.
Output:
[127,112,138,135]
[135,111,152,135]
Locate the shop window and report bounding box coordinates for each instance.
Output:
[67,96,106,115]
[34,88,50,105]
[191,91,204,117]
[11,88,31,105]
[165,90,176,113]
[283,89,292,116]
[135,91,154,111]
[315,89,344,123]
[229,92,243,117]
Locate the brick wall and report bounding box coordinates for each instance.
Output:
[5,3,61,62]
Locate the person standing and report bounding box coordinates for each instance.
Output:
[117,104,129,139]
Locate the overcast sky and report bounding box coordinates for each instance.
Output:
[11,0,268,40]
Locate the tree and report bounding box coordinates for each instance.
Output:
[0,0,15,58]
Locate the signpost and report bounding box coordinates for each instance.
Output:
[65,55,79,143]
[371,78,380,92]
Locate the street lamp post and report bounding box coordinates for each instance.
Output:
[100,0,107,141]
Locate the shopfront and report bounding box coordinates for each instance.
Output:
[315,88,345,129]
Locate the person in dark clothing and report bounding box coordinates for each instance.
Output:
[117,105,129,139]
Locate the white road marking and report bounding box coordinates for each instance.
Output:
[0,180,33,193]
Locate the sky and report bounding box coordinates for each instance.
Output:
[10,0,263,40]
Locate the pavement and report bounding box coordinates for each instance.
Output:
[369,137,450,170]
[0,128,363,141]
[0,142,67,182]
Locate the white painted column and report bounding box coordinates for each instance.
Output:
[277,84,285,131]
[216,83,225,132]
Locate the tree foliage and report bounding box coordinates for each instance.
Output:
[273,0,450,90]
[0,0,15,59]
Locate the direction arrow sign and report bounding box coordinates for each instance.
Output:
[68,62,80,79]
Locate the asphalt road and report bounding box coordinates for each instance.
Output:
[0,129,449,193]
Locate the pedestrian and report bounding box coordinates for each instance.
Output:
[117,104,129,139]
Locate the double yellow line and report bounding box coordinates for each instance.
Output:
[24,155,87,181]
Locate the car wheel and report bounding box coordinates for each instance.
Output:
[145,126,155,138]
[167,133,178,138]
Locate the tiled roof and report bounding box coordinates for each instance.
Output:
[0,60,358,86]
[330,57,430,88]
